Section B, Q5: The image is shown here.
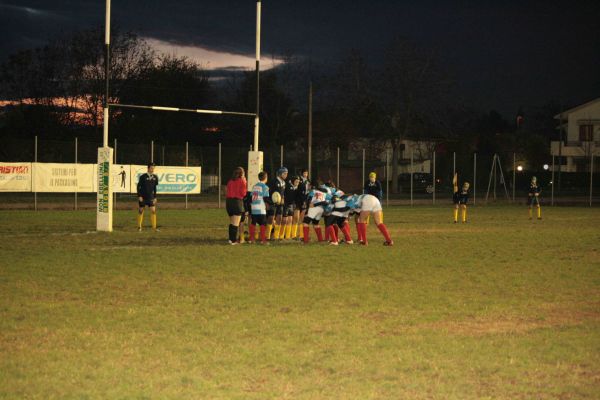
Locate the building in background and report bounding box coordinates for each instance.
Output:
[552,97,600,172]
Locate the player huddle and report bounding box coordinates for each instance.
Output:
[134,163,543,238]
[241,167,393,246]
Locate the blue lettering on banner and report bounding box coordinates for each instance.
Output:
[135,170,199,193]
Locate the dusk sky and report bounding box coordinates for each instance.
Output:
[1,0,599,116]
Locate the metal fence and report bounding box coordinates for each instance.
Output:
[1,136,598,210]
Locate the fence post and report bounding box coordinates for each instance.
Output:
[150,140,154,163]
[591,153,594,207]
[410,149,413,206]
[473,153,477,205]
[218,143,222,209]
[432,151,436,205]
[512,152,516,202]
[75,137,78,211]
[185,141,189,210]
[362,148,366,187]
[551,154,555,206]
[113,138,117,211]
[280,144,284,167]
[386,149,389,207]
[34,135,38,211]
[337,147,340,187]
[453,151,456,176]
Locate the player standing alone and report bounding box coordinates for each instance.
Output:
[452,173,470,223]
[137,163,159,232]
[527,176,542,220]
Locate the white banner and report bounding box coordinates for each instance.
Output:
[0,163,32,192]
[32,163,95,192]
[131,165,202,194]
[112,164,131,193]
[97,147,113,232]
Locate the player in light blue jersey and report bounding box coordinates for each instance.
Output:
[301,183,331,243]
[248,171,272,244]
[327,193,357,245]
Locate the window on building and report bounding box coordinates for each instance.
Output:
[579,125,593,141]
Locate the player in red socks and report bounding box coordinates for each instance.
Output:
[355,194,393,246]
[302,184,330,243]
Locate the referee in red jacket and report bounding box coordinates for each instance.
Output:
[226,167,247,244]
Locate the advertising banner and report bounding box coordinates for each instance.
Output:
[131,165,201,194]
[32,163,95,192]
[0,163,32,192]
[112,164,130,193]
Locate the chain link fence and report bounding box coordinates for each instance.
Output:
[1,137,598,209]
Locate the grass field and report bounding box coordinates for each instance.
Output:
[1,206,599,399]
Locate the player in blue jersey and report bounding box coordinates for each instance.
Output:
[301,183,330,243]
[327,193,357,245]
[248,171,272,244]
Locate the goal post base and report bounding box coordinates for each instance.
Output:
[97,147,114,232]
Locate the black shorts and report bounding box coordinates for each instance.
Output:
[267,204,284,217]
[296,201,307,212]
[283,203,296,217]
[325,215,346,227]
[527,195,540,206]
[251,214,267,226]
[226,198,244,216]
[139,197,156,207]
[303,215,320,225]
[453,193,468,205]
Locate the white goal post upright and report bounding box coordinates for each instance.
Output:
[97,0,113,232]
[248,0,264,190]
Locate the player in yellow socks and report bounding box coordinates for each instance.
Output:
[137,163,159,231]
[296,169,311,240]
[267,167,287,240]
[527,176,542,220]
[452,173,470,223]
[283,176,300,239]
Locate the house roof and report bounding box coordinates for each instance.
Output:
[554,97,600,120]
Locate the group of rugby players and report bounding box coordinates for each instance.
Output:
[236,167,393,246]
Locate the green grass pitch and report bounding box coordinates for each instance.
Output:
[1,206,599,399]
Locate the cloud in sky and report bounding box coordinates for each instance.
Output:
[144,37,284,71]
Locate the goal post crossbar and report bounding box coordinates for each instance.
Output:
[108,103,256,117]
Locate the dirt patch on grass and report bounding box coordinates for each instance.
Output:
[422,302,600,336]
[376,302,600,337]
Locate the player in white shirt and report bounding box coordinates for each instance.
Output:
[354,194,393,246]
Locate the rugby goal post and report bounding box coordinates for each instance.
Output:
[98,0,263,232]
